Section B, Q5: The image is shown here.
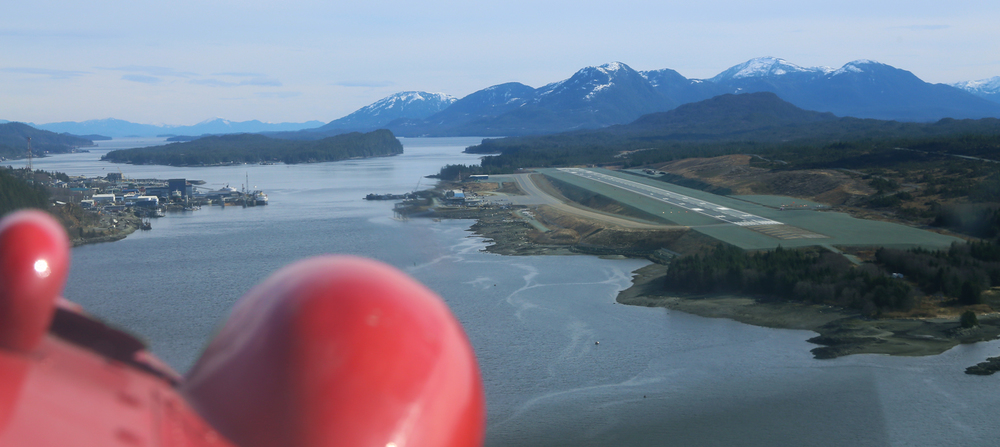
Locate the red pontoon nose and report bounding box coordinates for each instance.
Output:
[0,210,486,447]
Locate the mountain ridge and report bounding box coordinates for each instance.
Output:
[463,92,1000,163]
[14,57,1000,140]
[366,57,1000,137]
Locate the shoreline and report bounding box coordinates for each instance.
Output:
[616,264,1000,360]
[64,214,143,247]
[409,193,1000,368]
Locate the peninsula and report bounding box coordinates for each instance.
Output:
[394,94,1000,366]
[100,129,402,166]
[398,169,1000,365]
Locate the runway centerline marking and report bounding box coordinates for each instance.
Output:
[557,168,784,227]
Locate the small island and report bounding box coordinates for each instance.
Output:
[100,129,403,166]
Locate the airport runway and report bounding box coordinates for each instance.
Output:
[557,168,784,227]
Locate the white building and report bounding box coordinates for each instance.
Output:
[92,194,116,204]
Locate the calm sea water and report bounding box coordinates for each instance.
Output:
[13,138,1000,446]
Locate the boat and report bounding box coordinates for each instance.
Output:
[253,190,268,206]
[242,172,268,206]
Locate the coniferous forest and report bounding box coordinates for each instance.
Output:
[0,168,49,217]
[100,130,403,166]
[663,245,915,316]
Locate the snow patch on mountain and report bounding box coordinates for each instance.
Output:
[596,61,626,75]
[953,76,1000,94]
[710,57,829,82]
[537,62,636,101]
[829,60,883,76]
[359,91,456,115]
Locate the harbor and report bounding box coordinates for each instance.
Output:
[69,172,269,213]
[3,164,270,245]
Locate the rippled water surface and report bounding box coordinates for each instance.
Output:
[16,138,1000,446]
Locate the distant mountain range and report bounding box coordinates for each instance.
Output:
[321,57,1000,138]
[26,118,325,139]
[10,57,1000,140]
[463,92,1000,163]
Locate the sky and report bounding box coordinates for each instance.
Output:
[3,0,999,126]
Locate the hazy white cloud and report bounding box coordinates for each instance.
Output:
[255,92,301,98]
[891,24,951,31]
[213,72,268,77]
[3,0,999,124]
[240,78,282,87]
[2,67,90,79]
[122,74,162,84]
[100,66,198,78]
[190,77,282,87]
[333,80,396,88]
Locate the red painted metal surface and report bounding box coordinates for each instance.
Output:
[0,210,486,447]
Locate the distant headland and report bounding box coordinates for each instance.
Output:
[99,129,403,167]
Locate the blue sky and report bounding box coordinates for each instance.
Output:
[2,0,998,125]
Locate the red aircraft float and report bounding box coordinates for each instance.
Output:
[0,210,486,447]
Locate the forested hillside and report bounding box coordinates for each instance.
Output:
[0,168,49,217]
[464,93,1000,167]
[101,130,403,166]
[0,122,94,159]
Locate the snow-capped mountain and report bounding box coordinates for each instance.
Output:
[19,58,1000,141]
[283,58,1000,139]
[709,57,831,83]
[318,91,456,132]
[367,58,1000,136]
[537,62,637,99]
[420,83,536,127]
[952,76,1000,104]
[24,57,1000,141]
[383,62,677,136]
[535,62,663,108]
[701,58,1000,121]
[527,62,675,123]
[953,76,1000,94]
[827,59,881,76]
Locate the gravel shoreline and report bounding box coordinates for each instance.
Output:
[618,264,1000,363]
[423,202,1000,366]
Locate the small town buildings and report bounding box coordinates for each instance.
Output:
[92,193,116,205]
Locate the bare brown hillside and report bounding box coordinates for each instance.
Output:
[652,155,875,205]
